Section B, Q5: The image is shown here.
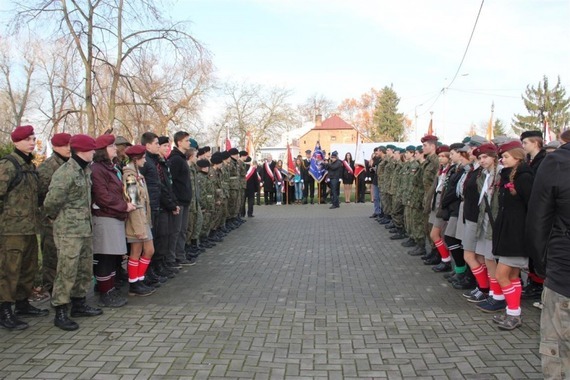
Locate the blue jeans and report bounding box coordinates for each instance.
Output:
[294,182,303,200]
[275,183,283,203]
[330,179,340,207]
[372,184,382,215]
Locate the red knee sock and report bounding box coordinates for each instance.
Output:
[472,264,489,290]
[434,239,451,262]
[128,258,139,283]
[502,279,522,316]
[138,257,151,281]
[490,278,504,300]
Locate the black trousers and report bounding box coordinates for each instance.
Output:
[303,178,315,200]
[330,179,340,207]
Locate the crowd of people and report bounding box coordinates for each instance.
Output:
[0,127,256,331]
[368,130,569,378]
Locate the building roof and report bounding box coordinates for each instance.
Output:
[314,115,354,130]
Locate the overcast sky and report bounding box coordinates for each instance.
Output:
[177,0,569,143]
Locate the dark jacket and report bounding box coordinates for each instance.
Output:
[325,158,343,179]
[302,158,313,183]
[167,147,192,206]
[441,164,462,221]
[492,163,534,257]
[140,152,161,211]
[528,149,546,174]
[462,166,482,222]
[91,161,129,221]
[246,164,260,195]
[342,159,355,183]
[525,143,570,297]
[261,160,276,192]
[157,156,178,212]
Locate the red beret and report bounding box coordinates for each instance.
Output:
[421,134,438,143]
[474,143,498,158]
[125,144,146,158]
[51,133,72,147]
[11,125,35,142]
[498,140,523,156]
[436,145,450,154]
[95,134,115,150]
[70,134,96,152]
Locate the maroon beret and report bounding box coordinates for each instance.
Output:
[51,133,72,147]
[125,144,146,158]
[436,145,450,154]
[474,143,498,158]
[421,134,438,143]
[498,140,523,156]
[70,134,96,152]
[95,134,115,150]
[11,125,35,142]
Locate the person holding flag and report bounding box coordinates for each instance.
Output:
[323,151,343,209]
[302,149,315,204]
[342,152,355,203]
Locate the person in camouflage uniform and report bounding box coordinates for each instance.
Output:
[387,149,406,240]
[400,146,418,248]
[37,133,72,295]
[380,145,396,224]
[238,151,249,218]
[0,125,48,331]
[220,152,233,230]
[227,148,242,226]
[43,134,103,331]
[186,147,205,257]
[407,146,429,254]
[197,159,215,243]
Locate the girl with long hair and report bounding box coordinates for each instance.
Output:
[342,152,355,203]
[294,157,304,204]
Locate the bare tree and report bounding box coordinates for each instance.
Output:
[297,93,336,122]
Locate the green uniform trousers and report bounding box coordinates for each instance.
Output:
[51,236,93,307]
[0,234,38,303]
[40,223,58,292]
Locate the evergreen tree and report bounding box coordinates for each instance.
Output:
[512,76,570,135]
[494,118,507,136]
[372,85,404,141]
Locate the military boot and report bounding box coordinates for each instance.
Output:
[401,238,416,248]
[0,302,29,330]
[70,297,103,317]
[54,304,79,331]
[15,299,49,317]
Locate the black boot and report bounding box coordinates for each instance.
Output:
[401,238,416,248]
[70,297,103,317]
[390,229,406,240]
[15,299,49,317]
[0,302,29,330]
[128,281,156,297]
[54,304,79,331]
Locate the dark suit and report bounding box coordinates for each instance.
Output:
[302,158,315,203]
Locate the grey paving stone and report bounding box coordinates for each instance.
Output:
[0,203,542,378]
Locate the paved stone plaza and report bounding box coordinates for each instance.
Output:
[0,203,543,379]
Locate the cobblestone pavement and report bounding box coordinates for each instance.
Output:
[0,203,542,379]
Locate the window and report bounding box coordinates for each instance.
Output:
[331,136,336,141]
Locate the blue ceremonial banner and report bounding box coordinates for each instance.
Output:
[309,141,327,182]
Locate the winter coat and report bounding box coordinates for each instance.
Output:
[37,152,67,206]
[440,164,462,221]
[525,142,570,297]
[157,157,178,212]
[476,166,500,241]
[527,149,546,174]
[91,161,129,221]
[140,152,161,211]
[167,147,192,206]
[421,153,440,213]
[462,166,483,223]
[261,160,276,192]
[492,163,534,257]
[324,158,343,179]
[122,164,151,240]
[246,164,261,195]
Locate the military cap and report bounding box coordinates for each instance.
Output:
[520,130,543,140]
[211,152,223,164]
[196,159,210,168]
[197,147,206,156]
[467,135,486,147]
[462,136,472,144]
[449,143,466,152]
[51,133,72,147]
[125,144,146,158]
[239,150,248,157]
[244,156,252,163]
[203,146,211,152]
[70,134,96,152]
[221,151,230,160]
[11,125,34,142]
[474,143,498,158]
[421,135,438,143]
[228,148,239,155]
[158,136,170,145]
[492,136,515,145]
[436,145,450,154]
[386,144,397,150]
[498,140,523,156]
[115,136,132,146]
[545,140,561,149]
[405,145,416,152]
[95,134,115,150]
[305,149,311,154]
[416,145,423,152]
[189,138,199,149]
[331,151,338,157]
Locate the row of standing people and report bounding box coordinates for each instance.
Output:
[370,131,570,378]
[0,126,253,332]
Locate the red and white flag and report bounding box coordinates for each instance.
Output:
[543,119,553,144]
[354,133,366,178]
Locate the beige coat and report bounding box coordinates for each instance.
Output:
[122,163,151,240]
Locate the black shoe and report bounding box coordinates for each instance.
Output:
[452,273,477,290]
[401,238,416,248]
[146,267,168,284]
[177,258,197,266]
[128,281,156,297]
[329,205,339,209]
[390,232,406,240]
[248,214,254,217]
[143,277,161,289]
[209,234,223,243]
[384,222,395,229]
[389,227,399,234]
[432,261,452,272]
[70,297,103,317]
[99,289,128,308]
[200,240,214,248]
[15,299,49,317]
[521,281,543,300]
[443,271,456,280]
[54,305,78,331]
[421,248,437,261]
[0,302,29,330]
[369,214,378,218]
[156,264,176,279]
[423,255,441,265]
[379,218,391,225]
[408,246,426,256]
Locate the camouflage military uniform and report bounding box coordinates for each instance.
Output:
[388,160,405,229]
[186,162,204,244]
[43,158,93,307]
[421,153,440,240]
[221,163,231,226]
[381,158,395,217]
[37,152,67,292]
[198,170,215,238]
[401,160,415,236]
[408,159,426,245]
[0,151,40,304]
[239,160,247,217]
[227,159,240,219]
